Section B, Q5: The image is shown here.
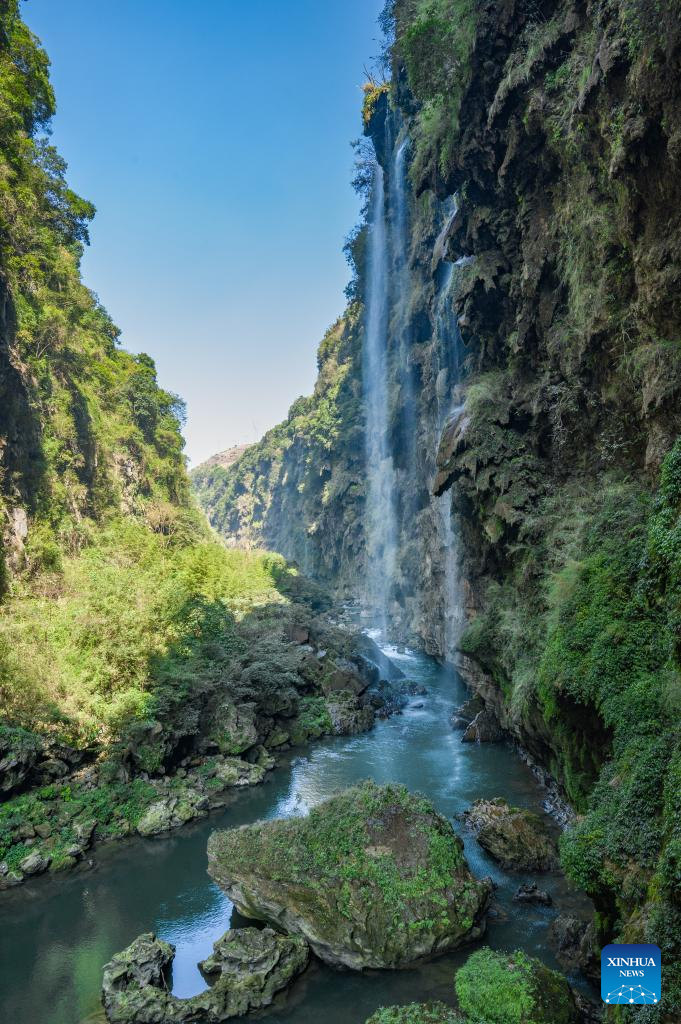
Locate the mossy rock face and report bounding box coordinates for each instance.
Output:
[207,781,491,970]
[0,726,43,796]
[208,701,258,756]
[101,928,309,1023]
[454,948,579,1024]
[464,799,559,871]
[365,1003,465,1023]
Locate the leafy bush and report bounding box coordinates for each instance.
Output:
[0,519,292,745]
[455,948,576,1024]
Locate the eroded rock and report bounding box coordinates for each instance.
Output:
[207,781,491,970]
[461,708,504,744]
[0,725,43,796]
[464,798,559,871]
[101,928,309,1023]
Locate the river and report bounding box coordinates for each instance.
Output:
[0,646,592,1023]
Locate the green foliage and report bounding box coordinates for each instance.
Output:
[0,519,291,745]
[192,313,362,551]
[0,0,190,571]
[365,1004,463,1024]
[454,948,576,1024]
[393,0,478,184]
[0,777,158,871]
[462,446,681,1013]
[290,696,332,743]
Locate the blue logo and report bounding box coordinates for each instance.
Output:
[601,943,661,1005]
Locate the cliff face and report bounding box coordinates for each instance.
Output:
[194,0,681,1013]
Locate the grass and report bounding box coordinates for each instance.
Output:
[0,519,291,746]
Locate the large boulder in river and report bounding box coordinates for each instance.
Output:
[365,1005,464,1023]
[464,798,559,871]
[207,781,491,970]
[454,947,580,1023]
[101,928,309,1023]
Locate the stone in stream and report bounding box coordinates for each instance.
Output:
[461,708,504,744]
[365,1004,465,1023]
[513,881,552,906]
[207,780,491,970]
[464,798,559,871]
[101,928,309,1023]
[454,947,580,1023]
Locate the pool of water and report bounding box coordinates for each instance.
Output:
[0,647,592,1023]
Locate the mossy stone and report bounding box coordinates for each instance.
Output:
[207,780,491,969]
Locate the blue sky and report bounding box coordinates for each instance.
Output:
[24,0,384,465]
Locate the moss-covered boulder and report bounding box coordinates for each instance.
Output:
[101,928,309,1023]
[454,948,579,1024]
[208,700,258,755]
[464,799,559,871]
[207,781,491,970]
[365,1003,464,1023]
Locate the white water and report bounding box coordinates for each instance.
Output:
[433,206,466,660]
[362,160,397,631]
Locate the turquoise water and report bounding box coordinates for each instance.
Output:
[0,648,592,1023]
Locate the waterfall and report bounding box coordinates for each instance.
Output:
[390,133,417,492]
[433,203,466,660]
[362,160,397,632]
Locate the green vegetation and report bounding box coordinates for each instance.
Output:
[454,948,577,1024]
[365,1004,463,1024]
[0,520,291,745]
[217,782,468,926]
[208,781,490,968]
[460,446,681,1011]
[387,0,478,185]
[192,313,363,554]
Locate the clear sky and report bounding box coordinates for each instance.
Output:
[23,0,384,466]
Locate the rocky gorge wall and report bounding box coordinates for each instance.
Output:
[194,0,681,1016]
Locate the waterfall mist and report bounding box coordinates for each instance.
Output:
[433,207,466,660]
[362,160,397,631]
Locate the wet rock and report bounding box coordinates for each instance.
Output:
[320,658,368,697]
[207,781,491,970]
[101,928,309,1023]
[19,850,51,876]
[74,819,97,850]
[450,696,485,730]
[549,915,600,982]
[455,947,580,1023]
[464,798,559,871]
[353,634,405,683]
[365,1004,464,1023]
[136,799,175,837]
[264,724,290,748]
[461,708,504,744]
[513,881,553,906]
[213,758,265,788]
[326,692,375,735]
[0,862,24,889]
